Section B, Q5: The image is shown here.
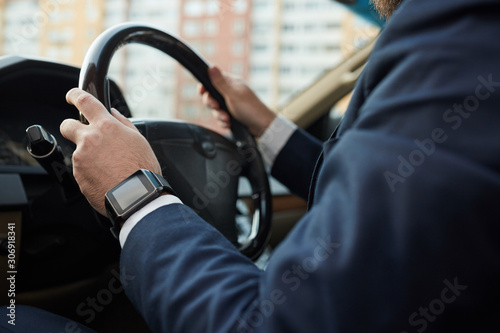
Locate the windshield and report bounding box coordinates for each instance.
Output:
[0,0,379,131]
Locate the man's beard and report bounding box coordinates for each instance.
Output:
[371,0,403,19]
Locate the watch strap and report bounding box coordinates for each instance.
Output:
[151,171,176,196]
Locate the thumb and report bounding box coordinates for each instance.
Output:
[208,66,231,96]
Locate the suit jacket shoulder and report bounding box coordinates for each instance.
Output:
[122,0,500,331]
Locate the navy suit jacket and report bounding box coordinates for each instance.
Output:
[120,0,500,331]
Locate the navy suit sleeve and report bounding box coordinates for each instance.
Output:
[270,129,323,200]
[120,204,263,333]
[121,0,500,332]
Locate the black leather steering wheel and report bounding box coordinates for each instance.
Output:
[78,22,272,259]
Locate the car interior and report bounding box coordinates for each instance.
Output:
[0,1,380,331]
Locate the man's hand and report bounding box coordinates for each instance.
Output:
[199,66,276,137]
[60,88,162,216]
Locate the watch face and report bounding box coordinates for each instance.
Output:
[107,171,156,214]
[113,176,149,212]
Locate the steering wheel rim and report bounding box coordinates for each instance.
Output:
[78,22,272,259]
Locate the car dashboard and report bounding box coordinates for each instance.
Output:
[0,56,130,170]
[0,55,129,295]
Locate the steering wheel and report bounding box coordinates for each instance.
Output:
[77,22,272,260]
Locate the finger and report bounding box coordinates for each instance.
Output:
[66,88,111,124]
[198,83,207,95]
[111,108,138,131]
[60,118,86,144]
[211,110,230,123]
[211,111,231,130]
[208,66,230,95]
[202,92,220,110]
[217,119,230,129]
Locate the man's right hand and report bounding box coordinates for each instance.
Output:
[199,66,276,138]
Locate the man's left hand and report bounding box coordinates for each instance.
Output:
[60,88,162,216]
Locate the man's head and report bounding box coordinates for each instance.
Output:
[334,0,404,26]
[370,0,403,19]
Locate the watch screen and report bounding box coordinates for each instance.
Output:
[113,176,149,211]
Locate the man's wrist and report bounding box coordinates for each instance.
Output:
[252,112,277,138]
[119,192,171,228]
[104,169,176,239]
[119,194,183,247]
[257,115,298,166]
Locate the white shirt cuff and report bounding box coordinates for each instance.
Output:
[258,115,297,166]
[119,194,183,248]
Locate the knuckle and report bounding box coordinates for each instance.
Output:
[75,93,93,108]
[97,117,116,133]
[71,150,84,172]
[85,132,103,148]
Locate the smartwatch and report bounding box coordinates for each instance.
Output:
[104,169,175,238]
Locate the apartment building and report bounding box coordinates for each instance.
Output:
[249,0,348,108]
[0,0,378,124]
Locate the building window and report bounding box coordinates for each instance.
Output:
[283,2,295,11]
[205,19,218,36]
[255,87,269,95]
[182,105,198,120]
[281,44,296,53]
[48,28,73,44]
[233,19,246,36]
[252,44,268,52]
[307,45,320,52]
[86,28,97,40]
[325,22,341,30]
[253,23,272,34]
[306,2,320,10]
[231,62,244,75]
[324,44,340,52]
[183,21,202,37]
[204,41,216,56]
[206,0,220,16]
[50,9,75,23]
[232,40,245,55]
[280,87,294,96]
[233,0,248,14]
[184,0,204,17]
[304,23,315,32]
[253,0,269,9]
[251,65,270,73]
[45,46,73,60]
[182,84,197,99]
[280,66,292,74]
[86,1,100,21]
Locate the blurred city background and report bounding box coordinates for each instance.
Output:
[0,0,378,130]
